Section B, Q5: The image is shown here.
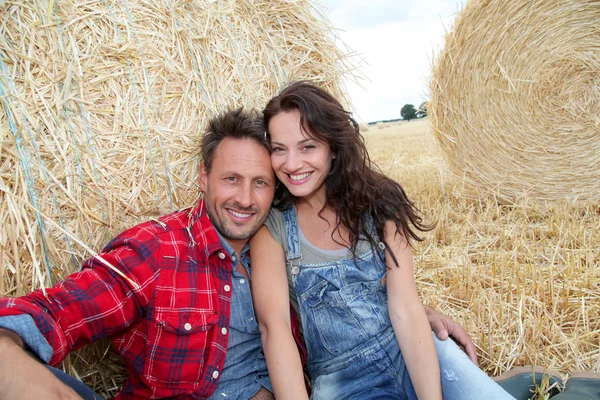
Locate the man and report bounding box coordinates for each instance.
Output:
[0,108,477,400]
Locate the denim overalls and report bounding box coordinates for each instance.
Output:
[282,207,515,400]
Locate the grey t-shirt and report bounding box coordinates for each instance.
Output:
[263,207,372,313]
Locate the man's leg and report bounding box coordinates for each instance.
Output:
[45,365,104,400]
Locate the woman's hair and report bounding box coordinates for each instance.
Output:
[263,81,434,264]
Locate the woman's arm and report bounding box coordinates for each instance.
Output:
[250,226,308,400]
[384,221,442,400]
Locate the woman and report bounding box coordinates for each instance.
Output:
[250,81,514,399]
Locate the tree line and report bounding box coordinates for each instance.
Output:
[400,102,428,121]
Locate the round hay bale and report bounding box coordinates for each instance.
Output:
[0,0,356,287]
[430,0,600,203]
[0,0,357,393]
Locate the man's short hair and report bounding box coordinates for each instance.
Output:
[202,108,270,173]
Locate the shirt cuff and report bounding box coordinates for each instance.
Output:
[0,315,53,363]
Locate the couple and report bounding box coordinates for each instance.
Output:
[0,82,513,399]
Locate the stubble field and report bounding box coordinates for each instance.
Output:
[364,119,600,379]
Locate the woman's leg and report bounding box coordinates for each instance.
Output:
[434,334,516,400]
[399,333,516,400]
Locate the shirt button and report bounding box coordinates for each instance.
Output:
[221,327,227,335]
[184,323,192,331]
[224,284,231,292]
[212,370,219,380]
[218,252,225,260]
[239,278,246,284]
[232,256,237,262]
[291,266,300,275]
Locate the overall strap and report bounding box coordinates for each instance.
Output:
[282,206,302,275]
[366,214,386,253]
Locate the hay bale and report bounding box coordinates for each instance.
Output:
[0,0,355,287]
[0,0,356,394]
[430,0,600,203]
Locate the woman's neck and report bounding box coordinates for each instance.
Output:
[296,184,327,212]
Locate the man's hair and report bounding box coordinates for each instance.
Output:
[202,108,269,172]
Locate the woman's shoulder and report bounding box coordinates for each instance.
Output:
[266,207,284,225]
[264,208,287,245]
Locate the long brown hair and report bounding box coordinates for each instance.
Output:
[263,81,434,265]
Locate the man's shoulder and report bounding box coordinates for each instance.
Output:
[109,208,195,246]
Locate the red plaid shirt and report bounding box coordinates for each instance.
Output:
[0,200,259,399]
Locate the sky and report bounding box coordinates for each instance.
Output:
[317,0,464,123]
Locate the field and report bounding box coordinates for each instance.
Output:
[364,118,600,379]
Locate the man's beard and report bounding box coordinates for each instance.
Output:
[204,194,264,241]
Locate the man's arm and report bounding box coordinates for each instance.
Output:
[0,315,53,362]
[424,305,478,364]
[0,235,156,365]
[0,329,82,400]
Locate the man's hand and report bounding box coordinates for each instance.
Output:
[424,305,478,364]
[0,331,82,400]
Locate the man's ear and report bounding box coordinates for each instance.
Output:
[199,162,208,192]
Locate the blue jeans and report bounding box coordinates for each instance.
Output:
[46,365,104,400]
[310,330,515,400]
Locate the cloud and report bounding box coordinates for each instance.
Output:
[317,0,463,122]
[319,0,412,28]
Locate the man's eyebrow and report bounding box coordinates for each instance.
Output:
[219,171,240,177]
[256,175,274,184]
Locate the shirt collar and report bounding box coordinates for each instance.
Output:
[215,230,250,260]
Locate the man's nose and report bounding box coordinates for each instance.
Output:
[235,182,253,208]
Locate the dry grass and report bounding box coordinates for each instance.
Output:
[365,118,600,384]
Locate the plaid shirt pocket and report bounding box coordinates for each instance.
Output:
[144,308,219,389]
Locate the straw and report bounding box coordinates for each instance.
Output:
[429,0,600,203]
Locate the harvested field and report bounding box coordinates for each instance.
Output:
[365,118,600,382]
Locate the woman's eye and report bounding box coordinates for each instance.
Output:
[272,147,284,153]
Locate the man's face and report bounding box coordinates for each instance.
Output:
[200,137,275,253]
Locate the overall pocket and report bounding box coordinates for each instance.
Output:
[301,280,369,357]
[144,308,219,388]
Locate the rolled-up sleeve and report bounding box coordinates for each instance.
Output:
[0,232,159,366]
[0,314,53,362]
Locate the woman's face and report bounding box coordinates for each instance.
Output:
[268,109,334,200]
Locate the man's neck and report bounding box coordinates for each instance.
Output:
[227,240,248,256]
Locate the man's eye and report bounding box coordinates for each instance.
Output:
[255,180,266,186]
[226,177,237,182]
